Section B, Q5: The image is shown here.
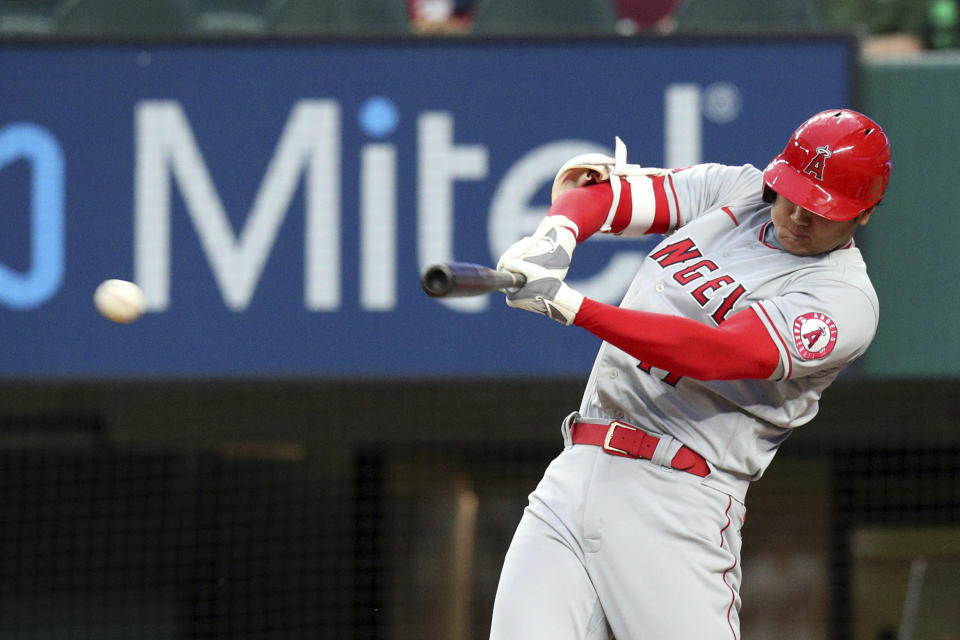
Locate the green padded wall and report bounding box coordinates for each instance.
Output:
[860,59,960,377]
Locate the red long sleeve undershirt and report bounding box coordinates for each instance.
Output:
[574,300,780,380]
[548,183,780,381]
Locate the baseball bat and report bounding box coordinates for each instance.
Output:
[420,262,526,298]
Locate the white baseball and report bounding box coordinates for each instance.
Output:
[93,279,145,323]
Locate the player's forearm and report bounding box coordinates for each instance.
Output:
[573,299,779,380]
[548,175,677,242]
[546,183,614,241]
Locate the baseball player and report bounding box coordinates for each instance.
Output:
[489,109,891,639]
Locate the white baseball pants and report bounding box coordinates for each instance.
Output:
[490,438,746,639]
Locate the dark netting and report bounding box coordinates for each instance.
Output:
[0,379,958,639]
[0,448,352,639]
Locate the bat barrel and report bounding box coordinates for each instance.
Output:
[421,262,525,298]
[421,263,458,297]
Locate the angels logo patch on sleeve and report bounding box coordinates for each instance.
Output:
[793,312,838,360]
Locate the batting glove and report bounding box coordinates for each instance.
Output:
[496,215,579,282]
[499,256,585,326]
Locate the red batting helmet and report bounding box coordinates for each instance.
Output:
[763,109,891,221]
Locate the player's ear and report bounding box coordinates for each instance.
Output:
[857,207,876,226]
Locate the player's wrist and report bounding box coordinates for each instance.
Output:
[570,296,598,327]
[532,215,579,261]
[496,215,579,281]
[544,214,580,243]
[552,282,584,326]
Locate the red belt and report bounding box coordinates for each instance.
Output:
[571,420,710,477]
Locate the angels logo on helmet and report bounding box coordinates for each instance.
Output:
[802,145,832,181]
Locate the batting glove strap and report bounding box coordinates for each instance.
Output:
[496,216,579,281]
[501,270,585,326]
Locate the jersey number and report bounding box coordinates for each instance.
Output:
[637,361,682,386]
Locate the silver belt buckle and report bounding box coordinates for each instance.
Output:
[602,420,639,456]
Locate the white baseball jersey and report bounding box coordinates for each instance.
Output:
[578,162,878,499]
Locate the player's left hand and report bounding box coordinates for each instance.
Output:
[499,257,584,325]
[496,215,579,282]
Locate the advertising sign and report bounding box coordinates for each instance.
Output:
[0,38,851,377]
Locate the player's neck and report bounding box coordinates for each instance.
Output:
[762,222,785,250]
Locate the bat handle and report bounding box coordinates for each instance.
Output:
[499,270,526,290]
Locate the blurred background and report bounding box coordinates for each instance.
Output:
[0,0,958,639]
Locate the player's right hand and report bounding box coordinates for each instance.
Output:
[498,256,584,326]
[496,215,579,282]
